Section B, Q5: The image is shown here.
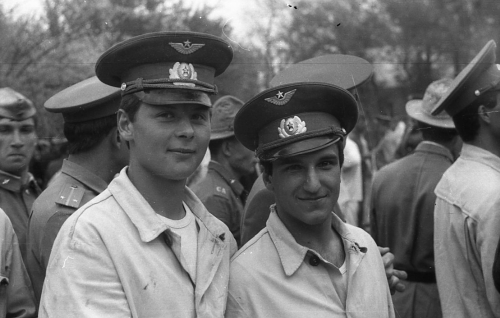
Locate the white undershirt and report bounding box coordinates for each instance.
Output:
[158,202,198,282]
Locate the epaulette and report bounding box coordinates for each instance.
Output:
[55,184,86,208]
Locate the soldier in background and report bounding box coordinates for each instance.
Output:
[0,88,40,264]
[371,78,459,318]
[191,95,258,246]
[432,40,500,318]
[26,76,129,304]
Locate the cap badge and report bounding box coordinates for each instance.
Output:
[278,116,307,138]
[169,40,205,54]
[169,62,198,87]
[265,89,296,105]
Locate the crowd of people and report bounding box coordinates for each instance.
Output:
[0,30,499,318]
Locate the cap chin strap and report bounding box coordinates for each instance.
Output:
[258,126,346,162]
[121,77,218,95]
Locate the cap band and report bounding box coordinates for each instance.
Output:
[133,89,212,106]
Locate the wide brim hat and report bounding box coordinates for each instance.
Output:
[234,82,358,161]
[406,78,455,129]
[432,40,500,116]
[95,31,233,107]
[210,95,244,140]
[45,76,121,123]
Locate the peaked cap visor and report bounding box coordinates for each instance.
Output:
[45,76,121,123]
[432,40,500,116]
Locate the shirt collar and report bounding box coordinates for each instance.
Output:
[460,143,500,173]
[266,205,367,276]
[415,141,454,162]
[108,167,228,244]
[208,160,245,197]
[60,159,108,194]
[0,169,36,192]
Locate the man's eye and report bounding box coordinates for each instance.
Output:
[192,113,208,121]
[157,112,174,119]
[21,126,35,134]
[285,164,302,172]
[0,127,11,133]
[318,160,337,169]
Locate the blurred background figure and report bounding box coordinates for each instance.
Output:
[371,114,406,171]
[338,135,363,227]
[370,78,459,318]
[0,208,36,318]
[191,95,258,247]
[0,88,40,264]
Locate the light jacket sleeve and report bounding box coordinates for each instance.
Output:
[39,216,131,318]
[0,210,36,318]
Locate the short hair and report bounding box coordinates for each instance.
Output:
[452,90,498,142]
[120,94,142,122]
[416,121,458,144]
[63,114,117,154]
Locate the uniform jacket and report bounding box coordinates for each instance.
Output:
[0,170,40,263]
[40,167,237,318]
[434,144,500,318]
[371,141,454,273]
[192,161,245,246]
[0,208,36,318]
[27,159,108,303]
[227,208,395,318]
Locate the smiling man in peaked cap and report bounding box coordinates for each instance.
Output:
[40,32,237,318]
[431,40,500,317]
[226,56,395,317]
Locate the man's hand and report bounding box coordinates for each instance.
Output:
[378,246,407,295]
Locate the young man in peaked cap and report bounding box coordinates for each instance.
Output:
[226,62,395,317]
[371,78,460,318]
[431,40,500,317]
[191,95,258,247]
[40,32,237,317]
[0,88,40,265]
[26,76,129,305]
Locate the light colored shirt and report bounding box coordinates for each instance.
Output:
[434,144,500,318]
[226,206,395,318]
[158,202,198,282]
[39,167,237,318]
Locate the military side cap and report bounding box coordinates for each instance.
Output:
[0,88,36,120]
[44,76,121,123]
[406,78,455,129]
[95,31,233,107]
[432,40,500,116]
[234,82,357,161]
[210,95,244,140]
[270,54,373,91]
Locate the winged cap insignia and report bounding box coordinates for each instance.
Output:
[169,62,198,87]
[169,40,205,54]
[264,89,297,105]
[278,115,307,138]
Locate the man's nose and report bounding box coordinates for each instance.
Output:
[11,130,24,148]
[303,168,321,193]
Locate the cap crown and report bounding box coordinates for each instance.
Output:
[0,88,36,120]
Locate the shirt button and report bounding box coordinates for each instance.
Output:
[309,255,320,266]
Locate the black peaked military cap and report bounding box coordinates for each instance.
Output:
[432,40,500,116]
[95,31,233,107]
[235,54,371,161]
[0,88,36,120]
[45,76,121,123]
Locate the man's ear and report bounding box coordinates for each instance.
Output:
[478,104,493,125]
[221,139,232,157]
[117,110,134,142]
[262,170,274,192]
